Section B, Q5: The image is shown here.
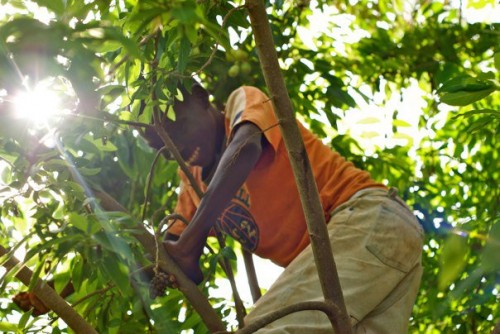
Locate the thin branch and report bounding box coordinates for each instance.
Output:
[0,246,98,334]
[154,213,189,277]
[62,112,153,130]
[71,284,115,308]
[158,213,190,233]
[141,146,170,224]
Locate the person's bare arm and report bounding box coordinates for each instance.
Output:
[164,122,264,284]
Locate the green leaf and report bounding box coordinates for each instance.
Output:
[71,256,85,290]
[481,219,500,272]
[24,235,85,265]
[52,200,65,220]
[326,86,356,108]
[0,164,12,185]
[495,53,500,72]
[467,0,496,9]
[177,36,191,73]
[172,5,197,25]
[438,233,469,290]
[78,167,102,176]
[0,322,18,332]
[53,270,71,297]
[470,116,496,132]
[393,119,412,127]
[69,212,100,234]
[101,254,129,293]
[221,247,237,261]
[28,257,46,291]
[97,84,126,98]
[360,131,380,139]
[32,0,65,16]
[93,231,131,259]
[440,88,495,106]
[438,75,495,93]
[453,108,500,119]
[166,104,176,121]
[18,308,32,330]
[84,136,118,152]
[357,117,380,124]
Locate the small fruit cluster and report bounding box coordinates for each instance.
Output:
[149,271,170,299]
[226,49,252,78]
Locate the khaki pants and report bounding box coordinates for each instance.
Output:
[245,188,424,333]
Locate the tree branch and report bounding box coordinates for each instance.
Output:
[245,1,352,332]
[0,246,98,334]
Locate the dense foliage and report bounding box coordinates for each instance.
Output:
[0,0,498,333]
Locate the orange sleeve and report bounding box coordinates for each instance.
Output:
[225,86,282,153]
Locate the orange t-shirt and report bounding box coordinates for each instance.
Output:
[170,86,385,267]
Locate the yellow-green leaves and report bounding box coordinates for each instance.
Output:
[438,233,469,291]
[481,219,500,272]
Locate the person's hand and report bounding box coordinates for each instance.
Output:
[12,291,50,316]
[163,239,203,285]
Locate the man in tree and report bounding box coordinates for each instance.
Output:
[146,82,424,333]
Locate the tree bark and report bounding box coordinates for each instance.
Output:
[0,246,98,334]
[245,1,353,333]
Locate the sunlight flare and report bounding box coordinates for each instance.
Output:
[13,80,62,125]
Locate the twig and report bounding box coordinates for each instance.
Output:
[157,213,189,234]
[64,112,153,129]
[141,146,170,224]
[71,284,115,308]
[154,213,189,276]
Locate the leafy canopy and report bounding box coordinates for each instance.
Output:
[0,0,498,333]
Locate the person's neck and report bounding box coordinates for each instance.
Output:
[202,109,226,183]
